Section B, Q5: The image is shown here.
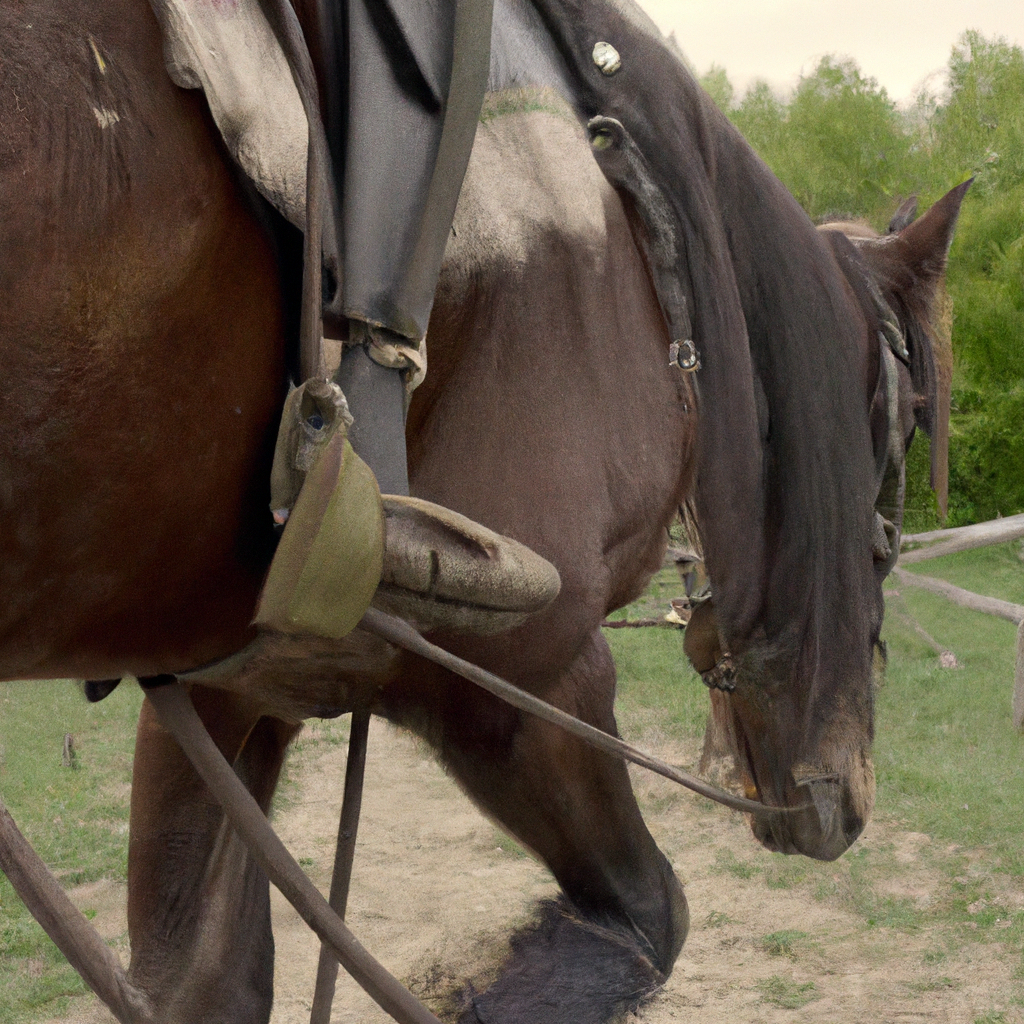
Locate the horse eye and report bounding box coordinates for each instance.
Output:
[306,413,325,430]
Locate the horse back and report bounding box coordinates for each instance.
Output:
[0,1,286,679]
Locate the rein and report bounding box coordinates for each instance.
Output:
[359,609,781,816]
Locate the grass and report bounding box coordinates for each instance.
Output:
[0,680,143,1024]
[758,975,819,1008]
[761,929,809,956]
[877,576,1024,875]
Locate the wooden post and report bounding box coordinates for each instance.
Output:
[1014,619,1024,733]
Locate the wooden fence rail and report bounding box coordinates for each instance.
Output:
[896,514,1023,729]
[891,567,1024,625]
[899,512,1024,564]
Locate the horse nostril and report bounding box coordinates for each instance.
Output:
[842,800,867,848]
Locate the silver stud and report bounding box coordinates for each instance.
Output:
[592,41,622,75]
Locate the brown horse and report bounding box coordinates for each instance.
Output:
[1,0,963,1021]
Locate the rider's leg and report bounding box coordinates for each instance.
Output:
[334,334,411,496]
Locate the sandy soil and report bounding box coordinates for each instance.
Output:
[49,718,1022,1024]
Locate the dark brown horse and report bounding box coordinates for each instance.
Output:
[1,0,963,1021]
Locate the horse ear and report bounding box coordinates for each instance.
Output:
[892,180,971,521]
[887,195,918,234]
[894,178,972,281]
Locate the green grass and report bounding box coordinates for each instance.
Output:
[758,975,819,1008]
[877,579,1024,875]
[0,680,143,1023]
[761,929,809,956]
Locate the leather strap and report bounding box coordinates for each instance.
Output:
[257,0,339,380]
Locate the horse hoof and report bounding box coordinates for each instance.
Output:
[455,901,665,1024]
[373,496,561,635]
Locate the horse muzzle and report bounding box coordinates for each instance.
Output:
[725,700,876,861]
[752,771,871,861]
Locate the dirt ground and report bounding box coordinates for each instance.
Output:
[49,718,1021,1024]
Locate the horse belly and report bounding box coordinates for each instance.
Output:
[0,2,286,679]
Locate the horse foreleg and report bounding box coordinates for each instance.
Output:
[389,629,689,1024]
[126,685,298,1024]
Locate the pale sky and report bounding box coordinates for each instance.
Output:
[635,0,1024,103]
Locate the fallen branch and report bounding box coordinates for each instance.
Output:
[886,592,959,667]
[899,513,1024,564]
[0,799,153,1023]
[891,567,1024,625]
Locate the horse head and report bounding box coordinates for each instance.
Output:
[688,180,969,862]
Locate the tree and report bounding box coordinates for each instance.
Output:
[697,39,1024,526]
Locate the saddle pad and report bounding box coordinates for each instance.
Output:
[148,0,309,229]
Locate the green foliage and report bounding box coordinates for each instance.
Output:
[698,64,734,113]
[947,387,1024,525]
[733,57,917,222]
[702,33,1024,524]
[934,31,1024,190]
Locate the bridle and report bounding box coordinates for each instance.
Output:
[867,275,910,582]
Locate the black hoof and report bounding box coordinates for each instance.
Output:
[458,901,664,1024]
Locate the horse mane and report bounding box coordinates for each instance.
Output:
[532,0,880,703]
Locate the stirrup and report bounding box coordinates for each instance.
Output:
[256,380,560,640]
[256,379,385,639]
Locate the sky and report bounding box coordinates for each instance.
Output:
[635,0,1024,103]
